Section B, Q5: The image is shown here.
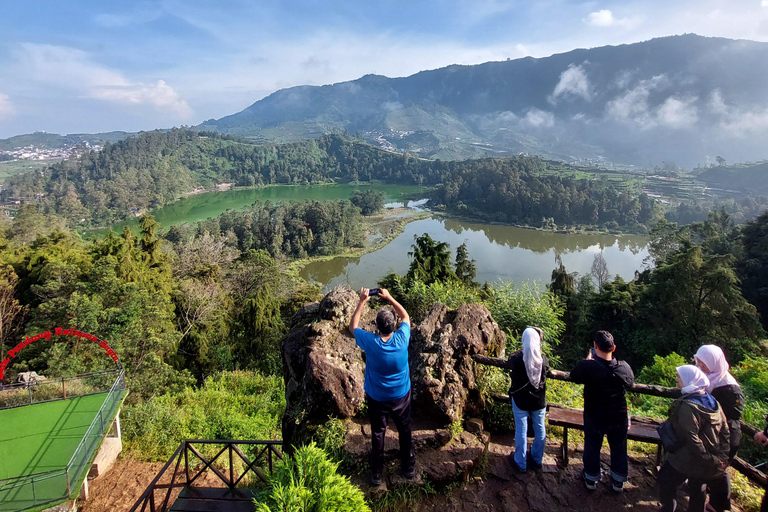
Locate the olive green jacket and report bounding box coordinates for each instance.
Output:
[666,393,730,480]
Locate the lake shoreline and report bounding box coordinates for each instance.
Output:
[285,207,430,280]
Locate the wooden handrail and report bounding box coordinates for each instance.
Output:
[129,440,284,512]
[474,354,768,487]
[473,354,682,398]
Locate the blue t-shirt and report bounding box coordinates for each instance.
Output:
[354,322,411,402]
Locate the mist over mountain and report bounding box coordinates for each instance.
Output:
[201,34,768,168]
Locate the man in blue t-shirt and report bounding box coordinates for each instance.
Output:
[349,287,414,486]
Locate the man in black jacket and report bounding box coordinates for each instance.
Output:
[571,330,635,492]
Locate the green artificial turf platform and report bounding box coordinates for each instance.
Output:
[0,393,113,512]
[0,393,109,481]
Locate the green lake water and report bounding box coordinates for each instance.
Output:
[92,183,428,235]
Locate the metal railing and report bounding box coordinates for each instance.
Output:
[0,369,125,512]
[0,370,119,411]
[129,440,283,512]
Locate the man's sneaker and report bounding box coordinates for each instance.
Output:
[370,473,382,486]
[583,470,598,490]
[610,477,624,493]
[402,466,416,479]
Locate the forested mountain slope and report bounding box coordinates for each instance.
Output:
[1,129,662,230]
[201,34,768,167]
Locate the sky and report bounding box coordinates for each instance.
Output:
[1,0,767,138]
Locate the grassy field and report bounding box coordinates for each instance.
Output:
[0,160,48,184]
[0,392,108,480]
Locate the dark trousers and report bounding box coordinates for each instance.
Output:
[583,415,628,482]
[761,485,768,512]
[368,390,415,476]
[657,461,731,512]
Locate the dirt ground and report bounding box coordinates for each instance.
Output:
[79,458,227,512]
[79,433,750,512]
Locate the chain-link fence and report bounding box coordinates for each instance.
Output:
[0,370,118,410]
[0,370,125,512]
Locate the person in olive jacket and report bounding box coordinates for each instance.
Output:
[570,330,635,492]
[507,327,548,473]
[658,365,731,512]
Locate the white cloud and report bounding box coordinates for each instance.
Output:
[0,93,13,119]
[656,97,698,128]
[550,63,591,103]
[607,75,698,129]
[709,89,768,134]
[586,10,617,27]
[583,9,641,29]
[16,43,192,118]
[523,108,555,128]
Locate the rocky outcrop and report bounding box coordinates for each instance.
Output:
[281,288,366,449]
[280,288,506,448]
[410,303,506,423]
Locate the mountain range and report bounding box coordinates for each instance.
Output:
[200,34,768,168]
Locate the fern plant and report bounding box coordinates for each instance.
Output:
[254,442,370,512]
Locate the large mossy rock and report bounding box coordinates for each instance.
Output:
[410,303,506,423]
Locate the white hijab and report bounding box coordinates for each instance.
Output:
[522,327,543,389]
[695,345,738,393]
[677,365,711,395]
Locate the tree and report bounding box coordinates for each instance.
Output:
[0,266,26,367]
[737,210,768,329]
[406,234,455,285]
[550,255,575,298]
[590,252,610,289]
[454,242,477,286]
[349,190,385,216]
[640,245,763,362]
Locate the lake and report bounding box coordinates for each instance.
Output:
[300,216,650,291]
[95,183,429,235]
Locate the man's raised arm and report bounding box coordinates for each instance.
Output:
[349,288,370,336]
[379,288,410,326]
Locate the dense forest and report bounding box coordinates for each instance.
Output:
[0,129,688,232]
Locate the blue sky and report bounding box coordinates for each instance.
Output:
[1,0,767,138]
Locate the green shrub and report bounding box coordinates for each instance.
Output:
[733,356,768,401]
[637,353,686,387]
[313,417,348,462]
[484,282,565,358]
[123,370,285,460]
[254,442,370,512]
[476,366,513,432]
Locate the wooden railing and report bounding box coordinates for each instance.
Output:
[473,354,768,487]
[129,440,283,512]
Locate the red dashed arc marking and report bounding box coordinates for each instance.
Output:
[0,328,119,380]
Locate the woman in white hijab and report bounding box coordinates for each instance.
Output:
[507,327,548,473]
[657,365,731,512]
[695,345,744,461]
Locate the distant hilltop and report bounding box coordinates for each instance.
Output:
[199,34,768,168]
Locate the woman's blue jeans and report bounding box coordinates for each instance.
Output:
[512,399,546,469]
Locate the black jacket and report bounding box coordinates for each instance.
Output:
[507,351,548,411]
[711,383,744,458]
[571,357,634,426]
